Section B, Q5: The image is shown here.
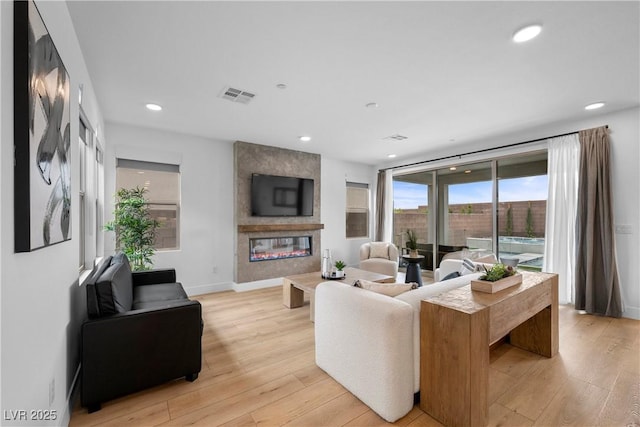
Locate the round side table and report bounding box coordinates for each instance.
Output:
[402,255,424,287]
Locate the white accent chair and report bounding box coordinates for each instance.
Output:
[358,242,399,279]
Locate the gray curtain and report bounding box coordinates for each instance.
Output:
[574,126,622,317]
[375,170,386,241]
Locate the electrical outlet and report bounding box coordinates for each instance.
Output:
[49,378,55,406]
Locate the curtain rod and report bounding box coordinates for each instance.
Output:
[380,125,608,172]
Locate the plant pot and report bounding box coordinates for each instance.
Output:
[334,270,345,278]
[409,249,419,258]
[471,273,522,294]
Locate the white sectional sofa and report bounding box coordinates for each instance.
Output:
[315,261,486,422]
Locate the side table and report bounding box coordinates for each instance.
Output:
[402,255,424,286]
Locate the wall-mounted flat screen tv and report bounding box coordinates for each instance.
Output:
[251,173,314,216]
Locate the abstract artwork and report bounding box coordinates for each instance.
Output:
[14,0,71,252]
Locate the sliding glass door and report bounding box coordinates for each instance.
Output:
[437,161,493,263]
[392,171,435,271]
[497,152,548,270]
[391,151,548,274]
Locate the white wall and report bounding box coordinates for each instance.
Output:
[320,157,377,268]
[380,106,640,319]
[0,1,105,425]
[104,123,235,295]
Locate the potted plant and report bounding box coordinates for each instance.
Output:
[471,263,522,293]
[105,187,159,271]
[334,260,346,278]
[406,229,419,257]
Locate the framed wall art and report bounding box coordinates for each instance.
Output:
[14,0,71,252]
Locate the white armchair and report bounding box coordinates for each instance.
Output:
[359,242,399,279]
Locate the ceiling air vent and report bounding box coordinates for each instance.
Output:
[219,86,256,104]
[384,134,408,141]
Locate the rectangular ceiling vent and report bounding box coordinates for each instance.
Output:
[384,134,408,141]
[219,86,256,104]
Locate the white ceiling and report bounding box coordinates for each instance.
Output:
[66,1,639,166]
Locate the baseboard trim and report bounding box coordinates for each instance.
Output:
[233,278,282,292]
[623,305,640,320]
[183,278,287,296]
[185,282,234,296]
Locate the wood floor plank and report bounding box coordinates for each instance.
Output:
[487,403,534,427]
[168,349,315,419]
[344,406,424,426]
[488,367,517,405]
[92,402,170,427]
[497,352,569,420]
[404,413,444,426]
[533,378,609,426]
[167,375,306,426]
[281,392,370,426]
[250,377,347,425]
[291,364,328,387]
[490,344,542,379]
[597,370,640,427]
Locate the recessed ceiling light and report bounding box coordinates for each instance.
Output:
[464,170,472,174]
[388,154,397,158]
[584,102,605,110]
[450,166,457,171]
[276,83,287,90]
[366,102,379,109]
[145,103,162,111]
[512,24,542,43]
[299,136,311,142]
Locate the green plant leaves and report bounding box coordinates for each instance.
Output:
[480,263,515,282]
[104,187,159,271]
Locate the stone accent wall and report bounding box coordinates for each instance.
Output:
[234,141,321,283]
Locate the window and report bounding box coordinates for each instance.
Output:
[79,108,104,273]
[79,118,88,270]
[346,182,369,238]
[95,143,104,257]
[115,159,180,250]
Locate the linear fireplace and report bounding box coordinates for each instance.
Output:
[250,236,312,262]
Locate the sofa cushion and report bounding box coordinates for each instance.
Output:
[94,260,134,316]
[111,252,132,269]
[133,298,191,310]
[133,282,188,306]
[354,279,417,297]
[369,242,390,259]
[442,271,461,281]
[459,258,477,275]
[86,256,113,319]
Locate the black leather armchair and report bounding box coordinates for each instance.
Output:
[81,253,202,412]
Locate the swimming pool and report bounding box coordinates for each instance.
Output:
[467,236,544,270]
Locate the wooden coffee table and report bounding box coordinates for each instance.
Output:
[283,267,395,321]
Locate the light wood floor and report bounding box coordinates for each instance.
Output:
[70,286,640,426]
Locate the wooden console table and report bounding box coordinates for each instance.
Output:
[420,271,558,427]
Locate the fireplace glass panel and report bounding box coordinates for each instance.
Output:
[250,236,312,262]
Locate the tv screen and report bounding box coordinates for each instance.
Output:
[251,174,314,216]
